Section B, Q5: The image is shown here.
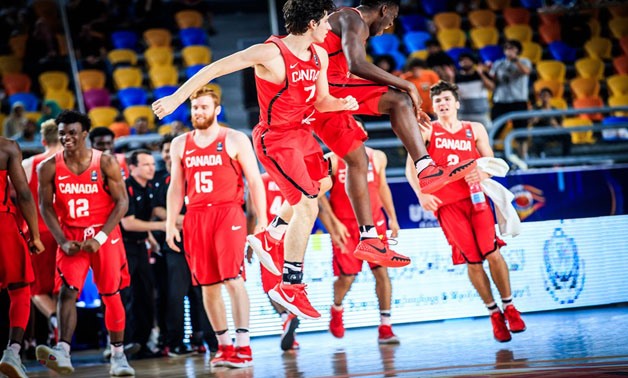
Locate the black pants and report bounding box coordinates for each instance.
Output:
[121,241,155,346]
[491,101,529,137]
[164,249,216,350]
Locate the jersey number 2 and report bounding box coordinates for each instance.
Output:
[68,199,89,219]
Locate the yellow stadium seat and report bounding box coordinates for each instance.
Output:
[175,10,203,29]
[470,27,499,49]
[88,106,119,128]
[205,83,222,100]
[569,77,600,99]
[182,45,212,67]
[124,105,156,130]
[504,24,532,43]
[113,67,143,90]
[584,37,612,60]
[433,12,461,30]
[521,41,542,64]
[610,17,628,39]
[533,79,564,99]
[45,89,75,110]
[607,74,628,96]
[609,94,628,114]
[158,124,173,135]
[410,50,428,60]
[39,71,69,95]
[144,46,174,69]
[486,0,510,11]
[9,34,27,59]
[502,7,529,26]
[468,9,496,28]
[78,69,106,91]
[108,49,138,66]
[143,28,172,47]
[24,111,41,123]
[149,65,178,88]
[536,60,566,83]
[575,57,604,80]
[0,55,22,75]
[549,97,568,110]
[0,113,5,135]
[437,29,466,50]
[562,117,595,144]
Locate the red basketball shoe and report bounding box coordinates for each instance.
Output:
[247,231,281,276]
[378,325,400,344]
[503,305,526,333]
[269,283,321,320]
[418,159,477,194]
[329,307,345,338]
[224,346,253,368]
[210,344,235,367]
[353,238,410,268]
[490,311,512,343]
[281,313,300,351]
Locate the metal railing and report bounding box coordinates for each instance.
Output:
[57,0,85,113]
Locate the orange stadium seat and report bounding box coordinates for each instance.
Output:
[433,12,461,30]
[437,29,466,50]
[584,37,612,60]
[39,71,69,95]
[113,67,143,90]
[9,34,27,59]
[78,69,106,91]
[504,24,532,43]
[534,79,564,99]
[2,73,31,96]
[609,4,628,18]
[502,8,530,26]
[470,27,499,49]
[144,46,174,69]
[108,49,138,66]
[88,106,119,127]
[536,60,566,83]
[614,55,628,75]
[143,28,172,47]
[562,117,595,144]
[124,105,156,129]
[175,10,203,29]
[182,45,212,67]
[521,41,542,64]
[538,13,559,26]
[45,89,75,110]
[607,75,628,96]
[468,10,496,28]
[149,65,178,88]
[0,55,22,75]
[610,17,628,39]
[486,0,510,11]
[539,23,561,44]
[575,57,604,80]
[573,97,604,122]
[570,77,600,100]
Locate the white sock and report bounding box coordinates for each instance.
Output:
[216,331,231,346]
[415,156,433,174]
[380,310,392,326]
[280,312,288,323]
[49,315,58,329]
[235,329,250,347]
[332,304,343,311]
[486,302,500,314]
[8,342,20,354]
[58,341,71,354]
[359,227,378,239]
[111,344,123,355]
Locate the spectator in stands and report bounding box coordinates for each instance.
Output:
[109,115,131,139]
[489,40,532,157]
[3,102,27,138]
[426,40,456,82]
[169,121,190,135]
[455,52,494,130]
[76,23,108,71]
[132,116,151,135]
[528,87,570,157]
[37,100,62,128]
[373,55,401,76]
[400,58,440,118]
[13,119,40,144]
[23,17,65,82]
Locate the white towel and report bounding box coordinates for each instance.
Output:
[476,157,521,237]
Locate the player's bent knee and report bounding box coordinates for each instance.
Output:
[381,89,412,113]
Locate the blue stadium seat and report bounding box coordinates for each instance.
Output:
[117,87,148,109]
[404,31,432,53]
[179,27,208,47]
[154,85,192,125]
[388,51,408,71]
[421,0,448,16]
[186,64,205,79]
[479,45,505,64]
[369,34,400,56]
[601,116,628,141]
[446,47,474,67]
[519,0,543,9]
[399,14,428,32]
[548,41,578,64]
[111,31,139,50]
[9,92,39,111]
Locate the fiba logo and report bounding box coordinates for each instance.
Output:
[543,228,585,304]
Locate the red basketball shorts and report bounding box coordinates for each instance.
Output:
[55,225,130,295]
[328,77,389,116]
[183,206,247,286]
[436,198,505,265]
[260,241,284,293]
[30,230,57,295]
[0,213,34,289]
[312,112,368,159]
[332,211,387,276]
[253,124,329,206]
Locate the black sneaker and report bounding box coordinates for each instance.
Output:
[167,345,193,358]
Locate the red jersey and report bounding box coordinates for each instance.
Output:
[330,149,383,220]
[54,149,115,228]
[427,121,481,206]
[256,35,321,127]
[27,153,51,231]
[182,128,244,211]
[318,8,363,82]
[116,153,129,180]
[0,170,15,213]
[261,172,284,222]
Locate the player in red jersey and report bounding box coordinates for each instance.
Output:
[406,81,526,343]
[35,110,134,376]
[0,138,45,378]
[164,87,267,368]
[89,127,129,179]
[21,119,63,345]
[319,142,400,344]
[153,0,358,326]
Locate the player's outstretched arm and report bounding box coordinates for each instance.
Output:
[152,43,277,119]
[7,140,44,253]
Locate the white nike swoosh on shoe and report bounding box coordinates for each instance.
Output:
[279,286,295,302]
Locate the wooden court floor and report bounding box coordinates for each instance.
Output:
[20,305,628,377]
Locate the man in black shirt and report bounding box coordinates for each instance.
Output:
[120,149,165,356]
